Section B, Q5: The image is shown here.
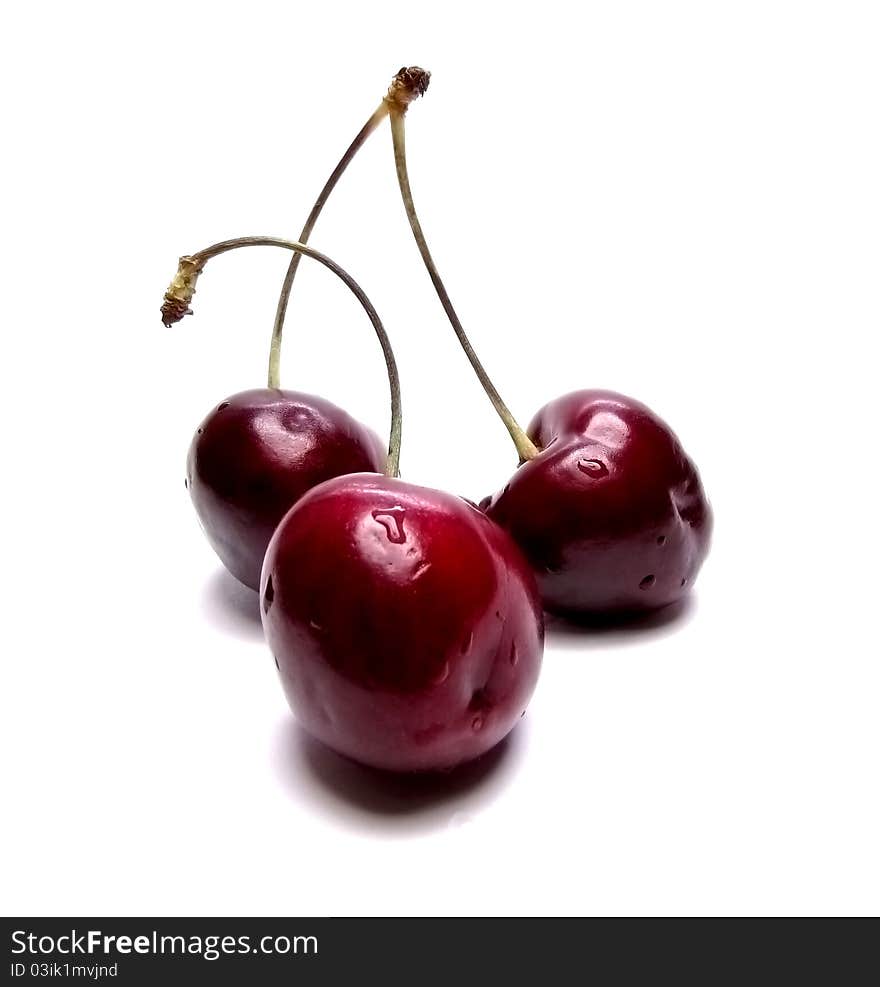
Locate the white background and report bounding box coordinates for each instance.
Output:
[2,2,878,917]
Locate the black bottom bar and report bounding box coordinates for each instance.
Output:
[2,917,876,985]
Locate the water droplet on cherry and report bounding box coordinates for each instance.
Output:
[639,574,656,590]
[577,458,608,478]
[371,506,407,544]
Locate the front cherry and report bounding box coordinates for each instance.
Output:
[261,473,543,772]
[187,389,383,590]
[483,390,712,616]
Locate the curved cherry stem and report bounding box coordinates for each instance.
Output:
[268,66,432,390]
[162,237,402,478]
[389,109,538,463]
[268,103,389,389]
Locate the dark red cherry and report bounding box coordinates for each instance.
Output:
[484,390,712,617]
[261,473,543,773]
[187,389,385,591]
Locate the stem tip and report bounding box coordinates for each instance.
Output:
[161,255,203,326]
[385,66,431,112]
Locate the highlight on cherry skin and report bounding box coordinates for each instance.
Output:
[187,390,385,591]
[260,473,544,773]
[482,390,712,618]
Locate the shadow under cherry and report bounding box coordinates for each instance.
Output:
[545,593,696,649]
[201,567,264,642]
[272,716,528,836]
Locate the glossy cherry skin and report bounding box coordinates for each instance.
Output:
[261,473,544,773]
[483,390,712,617]
[187,389,385,591]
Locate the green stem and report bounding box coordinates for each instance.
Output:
[163,237,402,478]
[267,102,389,389]
[389,109,538,462]
[267,66,431,390]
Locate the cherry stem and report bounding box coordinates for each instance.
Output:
[162,237,402,478]
[268,102,389,390]
[268,66,432,390]
[388,109,539,463]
